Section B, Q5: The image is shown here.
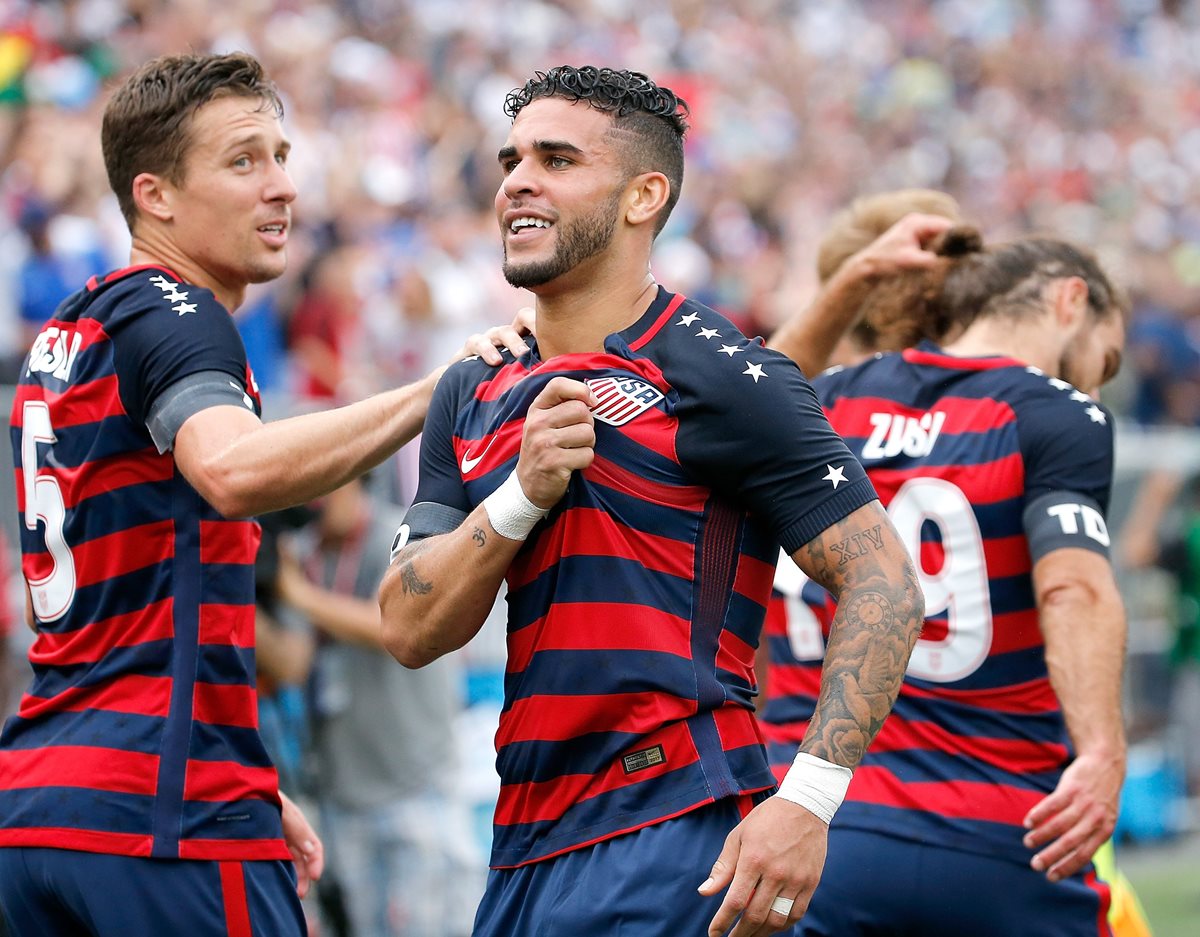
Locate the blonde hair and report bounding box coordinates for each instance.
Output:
[816,189,962,352]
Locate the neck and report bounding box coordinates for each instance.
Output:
[940,316,1060,376]
[129,233,244,313]
[532,265,659,359]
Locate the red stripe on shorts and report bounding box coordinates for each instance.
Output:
[219,861,252,937]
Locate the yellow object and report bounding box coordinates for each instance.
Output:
[1094,840,1153,937]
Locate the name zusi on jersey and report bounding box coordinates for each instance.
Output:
[862,411,946,460]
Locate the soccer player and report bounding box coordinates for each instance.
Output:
[761,190,960,778]
[0,52,527,936]
[769,226,1128,937]
[378,65,925,937]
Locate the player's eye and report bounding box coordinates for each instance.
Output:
[233,155,252,169]
[547,155,571,169]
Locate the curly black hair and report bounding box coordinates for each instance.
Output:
[504,66,690,236]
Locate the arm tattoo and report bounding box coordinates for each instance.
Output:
[396,539,435,597]
[828,523,884,566]
[798,508,924,768]
[472,526,487,548]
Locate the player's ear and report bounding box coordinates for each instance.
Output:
[132,172,175,224]
[1052,276,1089,333]
[624,171,670,230]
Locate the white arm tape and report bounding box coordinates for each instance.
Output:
[774,752,853,825]
[483,471,550,541]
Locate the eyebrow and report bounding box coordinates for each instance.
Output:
[497,139,585,162]
[223,133,291,155]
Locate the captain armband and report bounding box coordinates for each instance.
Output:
[774,752,853,825]
[1023,491,1111,562]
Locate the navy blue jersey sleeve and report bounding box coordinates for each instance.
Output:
[402,362,475,545]
[1016,383,1115,559]
[1017,386,1115,512]
[675,343,877,554]
[106,277,250,428]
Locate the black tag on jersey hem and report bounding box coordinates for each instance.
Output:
[622,744,666,774]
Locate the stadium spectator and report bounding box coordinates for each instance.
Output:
[277,476,480,937]
[0,527,14,725]
[379,65,924,937]
[0,51,526,936]
[766,225,1129,936]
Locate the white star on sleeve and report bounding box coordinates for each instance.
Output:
[163,288,190,303]
[697,327,721,340]
[823,464,847,488]
[676,312,700,327]
[718,344,742,357]
[1069,390,1092,402]
[1085,405,1107,424]
[173,302,198,316]
[1048,378,1072,391]
[743,362,767,382]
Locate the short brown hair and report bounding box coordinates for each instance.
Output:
[102,52,283,230]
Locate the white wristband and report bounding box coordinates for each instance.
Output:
[483,471,550,541]
[774,752,853,825]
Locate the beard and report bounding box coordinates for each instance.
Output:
[502,191,621,289]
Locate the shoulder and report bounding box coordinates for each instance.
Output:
[811,352,900,402]
[95,268,235,340]
[1005,367,1113,440]
[644,297,806,404]
[438,350,534,407]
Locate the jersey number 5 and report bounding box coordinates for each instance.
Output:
[21,400,77,621]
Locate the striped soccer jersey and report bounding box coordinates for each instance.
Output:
[405,286,878,868]
[771,342,1115,863]
[2,266,288,861]
[758,579,832,784]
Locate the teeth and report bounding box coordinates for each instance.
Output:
[511,217,551,233]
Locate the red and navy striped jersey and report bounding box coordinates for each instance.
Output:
[406,287,877,868]
[766,342,1115,863]
[2,266,288,861]
[758,572,832,784]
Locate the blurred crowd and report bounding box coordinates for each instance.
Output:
[4,0,1200,418]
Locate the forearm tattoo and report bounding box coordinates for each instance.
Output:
[395,539,435,596]
[799,513,924,768]
[472,526,487,548]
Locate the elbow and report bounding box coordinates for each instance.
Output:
[189,459,262,519]
[378,584,436,669]
[381,623,436,669]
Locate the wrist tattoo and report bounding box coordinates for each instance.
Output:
[472,526,487,548]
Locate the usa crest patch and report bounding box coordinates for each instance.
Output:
[586,376,664,426]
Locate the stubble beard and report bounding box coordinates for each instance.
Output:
[502,192,621,290]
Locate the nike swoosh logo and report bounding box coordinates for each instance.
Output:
[461,435,498,475]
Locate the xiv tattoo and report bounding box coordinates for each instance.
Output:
[829,524,885,566]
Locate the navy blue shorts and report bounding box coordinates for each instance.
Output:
[0,847,305,937]
[795,828,1113,937]
[473,795,760,937]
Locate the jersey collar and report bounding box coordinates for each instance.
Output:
[902,340,1025,371]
